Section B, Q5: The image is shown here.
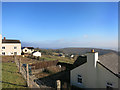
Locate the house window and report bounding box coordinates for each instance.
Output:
[2,52,5,55]
[106,82,113,90]
[78,75,82,84]
[2,47,5,49]
[14,52,17,55]
[14,47,17,49]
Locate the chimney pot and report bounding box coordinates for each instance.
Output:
[91,49,95,53]
[4,37,6,40]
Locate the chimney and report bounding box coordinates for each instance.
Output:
[87,49,98,68]
[4,37,6,40]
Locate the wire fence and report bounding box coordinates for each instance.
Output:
[14,56,40,88]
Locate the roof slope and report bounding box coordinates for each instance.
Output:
[73,56,87,68]
[2,39,21,43]
[98,52,118,74]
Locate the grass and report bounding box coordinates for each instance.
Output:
[23,54,75,64]
[2,62,27,88]
[40,55,75,64]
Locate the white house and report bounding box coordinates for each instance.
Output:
[70,49,120,89]
[70,54,74,58]
[22,47,34,54]
[32,51,41,57]
[0,34,21,55]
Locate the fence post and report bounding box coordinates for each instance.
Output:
[56,80,61,90]
[26,64,29,87]
[14,55,16,62]
[19,58,21,73]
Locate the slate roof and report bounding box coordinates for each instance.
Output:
[73,52,119,76]
[98,52,119,74]
[73,56,87,68]
[2,39,21,43]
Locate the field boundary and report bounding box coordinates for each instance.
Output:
[14,56,40,88]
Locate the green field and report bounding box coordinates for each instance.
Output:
[2,62,27,88]
[39,55,75,64]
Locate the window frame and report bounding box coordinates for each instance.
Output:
[14,46,17,49]
[14,52,17,55]
[2,46,5,49]
[78,75,82,84]
[2,52,5,55]
[106,82,113,90]
[25,50,27,52]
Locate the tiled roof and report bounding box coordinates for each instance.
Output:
[2,39,21,43]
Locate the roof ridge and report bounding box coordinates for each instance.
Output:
[2,39,21,43]
[2,39,20,40]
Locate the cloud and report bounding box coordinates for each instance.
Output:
[83,35,88,38]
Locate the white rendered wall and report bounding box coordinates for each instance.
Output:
[2,43,21,55]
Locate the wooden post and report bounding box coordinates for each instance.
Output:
[19,58,21,73]
[56,80,61,90]
[26,64,29,87]
[14,55,16,62]
[14,55,17,65]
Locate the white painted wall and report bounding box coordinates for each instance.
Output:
[96,63,118,88]
[71,55,74,58]
[2,43,21,55]
[71,63,87,88]
[33,51,41,57]
[70,52,119,88]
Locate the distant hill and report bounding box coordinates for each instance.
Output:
[59,48,117,56]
